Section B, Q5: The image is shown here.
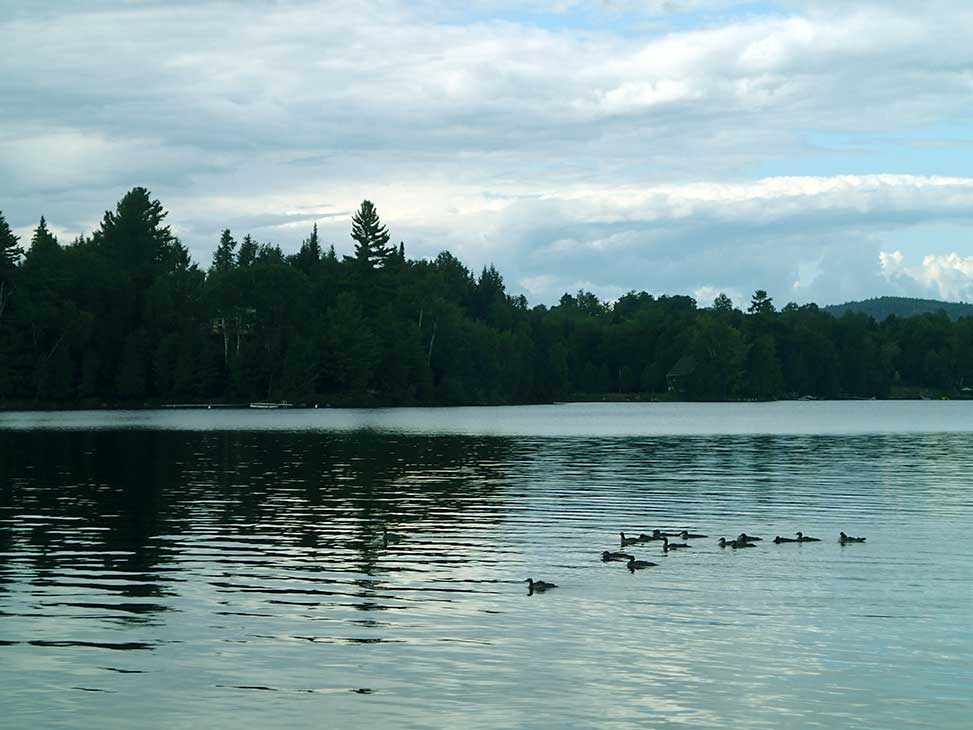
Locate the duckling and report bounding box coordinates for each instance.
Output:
[620,532,639,547]
[383,527,404,547]
[661,536,690,552]
[773,535,799,544]
[627,557,658,571]
[839,531,866,544]
[525,578,557,592]
[679,530,708,539]
[602,551,634,562]
[795,531,821,542]
[736,533,762,542]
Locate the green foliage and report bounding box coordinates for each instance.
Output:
[825,296,973,321]
[0,210,24,274]
[3,189,973,408]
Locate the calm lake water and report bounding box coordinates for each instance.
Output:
[1,402,971,729]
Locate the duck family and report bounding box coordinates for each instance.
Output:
[527,527,868,593]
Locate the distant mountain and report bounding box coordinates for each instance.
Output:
[825,296,973,321]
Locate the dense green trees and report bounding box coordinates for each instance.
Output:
[1,189,972,407]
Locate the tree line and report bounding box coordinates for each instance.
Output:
[1,188,972,407]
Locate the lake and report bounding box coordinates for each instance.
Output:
[1,402,971,729]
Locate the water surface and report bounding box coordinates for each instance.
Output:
[1,403,971,729]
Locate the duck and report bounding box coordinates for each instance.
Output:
[718,537,755,549]
[627,557,658,571]
[620,532,639,547]
[525,578,557,592]
[839,531,866,544]
[651,529,682,538]
[679,530,708,539]
[383,527,404,547]
[773,535,799,543]
[639,532,665,542]
[661,536,690,552]
[736,533,762,542]
[795,531,821,542]
[602,551,634,562]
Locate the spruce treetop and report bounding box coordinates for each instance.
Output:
[0,209,24,272]
[347,200,392,269]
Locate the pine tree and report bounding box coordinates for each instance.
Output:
[237,235,258,268]
[345,200,392,270]
[29,216,59,255]
[748,290,774,314]
[211,229,237,274]
[293,223,321,273]
[93,187,175,282]
[0,210,23,274]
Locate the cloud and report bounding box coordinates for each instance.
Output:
[3,2,973,305]
[880,250,973,301]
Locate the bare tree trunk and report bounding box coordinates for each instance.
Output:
[417,306,423,331]
[221,316,229,367]
[427,317,438,367]
[0,281,8,326]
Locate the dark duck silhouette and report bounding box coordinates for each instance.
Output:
[795,531,821,542]
[627,557,658,571]
[719,537,755,549]
[839,531,866,544]
[661,537,690,552]
[736,533,762,543]
[620,532,639,547]
[773,535,799,543]
[679,530,708,539]
[602,551,634,562]
[525,578,557,593]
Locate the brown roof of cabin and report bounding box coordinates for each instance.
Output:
[666,354,696,378]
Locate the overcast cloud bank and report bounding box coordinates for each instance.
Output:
[3,0,973,305]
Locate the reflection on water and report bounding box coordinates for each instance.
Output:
[1,407,972,729]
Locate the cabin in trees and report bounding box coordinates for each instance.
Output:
[666,355,696,393]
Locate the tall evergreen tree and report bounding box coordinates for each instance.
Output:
[93,187,175,282]
[293,223,321,273]
[346,200,392,270]
[238,235,258,268]
[0,210,23,273]
[748,289,775,314]
[211,229,237,274]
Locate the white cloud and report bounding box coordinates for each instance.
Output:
[3,2,973,305]
[880,250,973,300]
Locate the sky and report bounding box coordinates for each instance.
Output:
[3,0,973,307]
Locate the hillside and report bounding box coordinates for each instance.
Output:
[825,296,973,321]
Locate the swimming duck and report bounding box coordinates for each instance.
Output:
[602,551,635,561]
[383,528,404,546]
[639,532,665,542]
[661,537,690,552]
[718,537,755,549]
[627,557,658,571]
[620,532,639,547]
[773,535,799,544]
[525,578,557,592]
[679,530,708,539]
[795,531,820,542]
[839,531,866,544]
[736,533,762,542]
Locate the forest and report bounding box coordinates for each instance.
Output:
[2,187,972,408]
